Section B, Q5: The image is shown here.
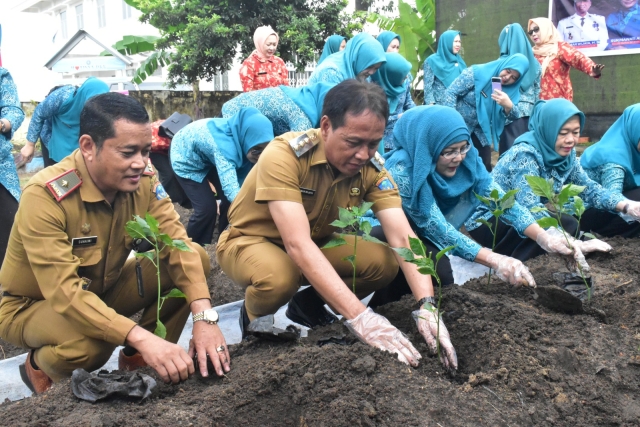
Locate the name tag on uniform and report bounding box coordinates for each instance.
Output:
[300,187,316,196]
[72,236,98,247]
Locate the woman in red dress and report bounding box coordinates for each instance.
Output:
[239,26,290,92]
[527,17,604,101]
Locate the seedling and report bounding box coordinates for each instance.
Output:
[125,213,191,338]
[393,239,455,360]
[322,202,385,293]
[474,188,519,285]
[524,176,593,301]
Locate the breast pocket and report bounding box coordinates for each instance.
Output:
[72,246,103,267]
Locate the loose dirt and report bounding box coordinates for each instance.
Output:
[1,237,639,426]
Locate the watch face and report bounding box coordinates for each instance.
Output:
[204,309,219,323]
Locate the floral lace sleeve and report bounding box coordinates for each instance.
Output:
[26,86,75,143]
[568,161,624,211]
[442,67,474,109]
[308,67,343,85]
[585,163,626,194]
[423,62,436,105]
[212,145,242,202]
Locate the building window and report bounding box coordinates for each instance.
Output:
[122,0,132,19]
[60,10,68,39]
[97,0,106,28]
[76,4,84,30]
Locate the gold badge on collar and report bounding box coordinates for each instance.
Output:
[81,223,91,235]
[350,188,361,196]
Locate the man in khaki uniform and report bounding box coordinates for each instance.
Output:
[0,93,230,394]
[217,80,458,370]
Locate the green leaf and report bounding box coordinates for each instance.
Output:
[322,237,348,249]
[474,192,492,206]
[393,247,415,261]
[135,251,156,263]
[164,288,186,299]
[583,232,597,240]
[501,194,516,210]
[329,220,349,229]
[493,209,504,218]
[172,240,192,252]
[134,215,152,237]
[525,175,554,199]
[417,265,436,276]
[154,320,167,339]
[573,195,585,217]
[409,236,427,258]
[359,201,374,213]
[502,189,520,201]
[158,233,173,247]
[536,217,559,229]
[476,218,493,228]
[338,207,356,226]
[436,245,456,262]
[362,233,385,245]
[125,221,147,240]
[145,212,160,234]
[342,254,356,266]
[490,188,500,200]
[360,220,372,236]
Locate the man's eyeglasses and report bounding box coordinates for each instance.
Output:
[440,143,471,160]
[528,27,540,36]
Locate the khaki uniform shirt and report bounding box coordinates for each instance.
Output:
[0,150,210,345]
[225,129,402,246]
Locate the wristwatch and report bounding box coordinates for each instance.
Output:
[417,296,437,309]
[192,308,219,324]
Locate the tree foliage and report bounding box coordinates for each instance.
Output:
[123,0,366,88]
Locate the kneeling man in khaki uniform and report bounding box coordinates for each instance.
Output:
[0,93,230,394]
[217,80,457,370]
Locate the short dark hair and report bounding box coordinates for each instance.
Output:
[79,92,149,148]
[321,79,389,129]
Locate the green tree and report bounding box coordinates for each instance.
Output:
[120,0,366,118]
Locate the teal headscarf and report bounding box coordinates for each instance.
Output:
[385,106,491,221]
[426,30,467,87]
[473,53,529,151]
[280,82,336,127]
[312,33,386,81]
[318,35,345,65]
[207,107,274,180]
[498,23,540,92]
[49,77,108,161]
[580,103,640,186]
[377,31,401,52]
[514,99,585,175]
[371,53,412,114]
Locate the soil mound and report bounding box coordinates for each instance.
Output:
[2,237,639,426]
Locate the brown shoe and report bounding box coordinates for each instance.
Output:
[118,349,148,371]
[19,351,53,394]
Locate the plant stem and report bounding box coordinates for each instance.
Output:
[156,243,162,327]
[435,275,442,360]
[352,235,358,293]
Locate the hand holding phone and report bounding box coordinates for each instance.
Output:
[491,76,502,93]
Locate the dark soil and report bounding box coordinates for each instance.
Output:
[2,236,639,426]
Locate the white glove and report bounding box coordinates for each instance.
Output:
[624,201,640,220]
[345,308,421,367]
[539,228,611,273]
[486,252,536,287]
[413,306,457,371]
[536,227,573,256]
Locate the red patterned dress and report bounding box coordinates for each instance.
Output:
[536,41,598,101]
[239,52,290,92]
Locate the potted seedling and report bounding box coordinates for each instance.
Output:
[524,176,595,312]
[125,213,191,338]
[474,188,519,285]
[394,239,455,361]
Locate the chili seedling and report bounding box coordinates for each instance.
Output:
[125,213,191,338]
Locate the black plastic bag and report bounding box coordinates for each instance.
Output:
[71,369,156,402]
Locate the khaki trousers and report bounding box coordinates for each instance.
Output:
[216,230,399,320]
[0,245,210,381]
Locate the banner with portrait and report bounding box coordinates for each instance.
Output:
[549,0,640,56]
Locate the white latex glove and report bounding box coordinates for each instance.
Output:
[486,252,536,287]
[536,227,573,256]
[624,201,640,220]
[345,308,422,367]
[540,228,611,273]
[413,306,458,371]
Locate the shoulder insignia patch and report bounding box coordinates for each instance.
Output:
[288,131,319,157]
[370,152,386,171]
[45,169,82,202]
[143,159,155,176]
[153,180,169,200]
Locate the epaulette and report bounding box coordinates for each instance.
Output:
[143,159,155,176]
[45,169,82,202]
[370,152,386,171]
[288,131,320,157]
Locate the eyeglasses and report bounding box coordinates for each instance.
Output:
[440,143,471,159]
[528,27,540,36]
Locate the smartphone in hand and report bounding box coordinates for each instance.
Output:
[491,77,502,93]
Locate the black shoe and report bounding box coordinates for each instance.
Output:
[240,302,301,341]
[285,287,338,328]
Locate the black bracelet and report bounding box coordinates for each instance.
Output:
[417,296,436,309]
